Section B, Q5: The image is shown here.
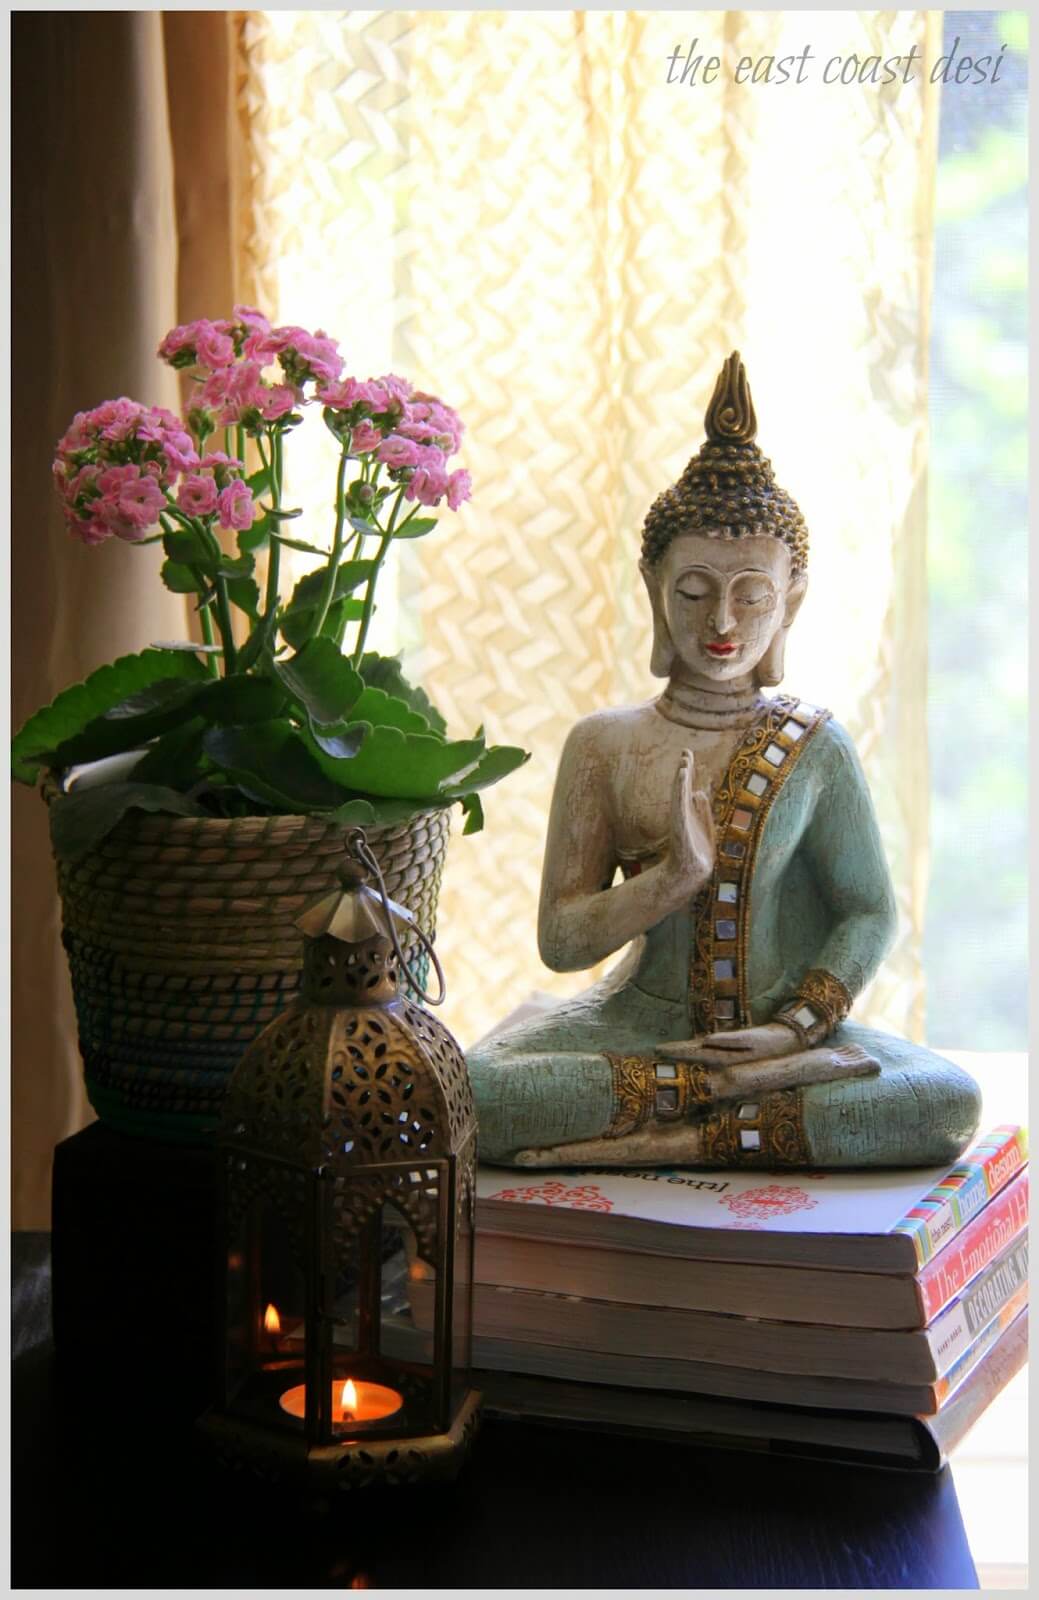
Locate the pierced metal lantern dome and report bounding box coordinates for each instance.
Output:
[201,834,480,1492]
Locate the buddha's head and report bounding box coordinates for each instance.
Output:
[640,353,808,688]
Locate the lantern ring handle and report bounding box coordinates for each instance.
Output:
[346,830,447,1007]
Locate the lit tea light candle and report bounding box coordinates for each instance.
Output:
[278,1376,403,1425]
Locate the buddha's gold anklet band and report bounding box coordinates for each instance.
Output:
[604,1052,809,1165]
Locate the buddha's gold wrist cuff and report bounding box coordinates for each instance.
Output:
[775,968,853,1048]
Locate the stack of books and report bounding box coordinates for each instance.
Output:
[430,1125,1029,1469]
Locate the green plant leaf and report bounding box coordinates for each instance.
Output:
[328,795,450,828]
[357,652,448,736]
[247,466,271,495]
[149,640,223,654]
[194,674,286,724]
[348,516,378,538]
[11,650,209,783]
[203,720,349,811]
[214,552,255,578]
[345,685,431,735]
[237,515,271,554]
[226,576,260,619]
[393,516,437,539]
[163,527,210,566]
[273,637,365,729]
[49,781,206,863]
[130,717,208,786]
[161,559,203,595]
[284,561,375,617]
[35,678,200,769]
[236,611,279,673]
[327,797,377,825]
[310,724,369,761]
[306,724,487,800]
[279,597,364,652]
[460,792,485,835]
[438,743,531,798]
[269,533,332,556]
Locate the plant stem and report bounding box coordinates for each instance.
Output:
[309,446,351,642]
[195,583,220,677]
[262,428,282,621]
[351,485,405,666]
[214,576,238,673]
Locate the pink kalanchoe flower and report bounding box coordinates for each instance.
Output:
[233,304,271,335]
[259,384,297,422]
[195,361,266,427]
[163,437,201,475]
[318,377,391,414]
[349,420,382,453]
[200,451,245,488]
[379,374,414,404]
[158,320,203,364]
[445,468,472,511]
[405,461,450,507]
[177,474,220,517]
[96,397,147,444]
[195,322,237,369]
[400,394,464,455]
[95,465,167,539]
[274,327,344,389]
[376,434,424,470]
[217,479,255,532]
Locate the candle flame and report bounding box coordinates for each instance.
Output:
[264,1303,281,1334]
[341,1378,357,1412]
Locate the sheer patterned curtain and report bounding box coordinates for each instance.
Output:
[234,9,940,1048]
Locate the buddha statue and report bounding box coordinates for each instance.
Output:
[469,353,981,1170]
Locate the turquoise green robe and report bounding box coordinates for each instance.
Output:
[469,700,981,1168]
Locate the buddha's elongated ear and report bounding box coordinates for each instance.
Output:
[640,560,675,678]
[756,574,807,688]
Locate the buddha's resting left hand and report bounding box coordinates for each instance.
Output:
[656,1021,801,1068]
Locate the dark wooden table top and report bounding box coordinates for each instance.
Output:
[12,1231,978,1590]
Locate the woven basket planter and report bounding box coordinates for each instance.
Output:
[47,792,451,1142]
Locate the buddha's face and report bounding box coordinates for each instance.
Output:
[644,533,804,685]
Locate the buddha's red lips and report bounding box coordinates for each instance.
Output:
[706,642,738,656]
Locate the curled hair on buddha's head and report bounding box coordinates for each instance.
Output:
[640,352,809,577]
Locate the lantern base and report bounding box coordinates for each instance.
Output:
[199,1388,482,1491]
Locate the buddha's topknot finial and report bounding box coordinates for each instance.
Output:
[704,350,757,444]
[640,350,808,576]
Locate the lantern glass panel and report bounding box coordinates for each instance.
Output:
[225,1198,306,1430]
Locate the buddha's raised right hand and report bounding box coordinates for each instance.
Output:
[665,749,715,899]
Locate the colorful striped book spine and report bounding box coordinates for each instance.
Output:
[924,1235,1029,1373]
[894,1125,1028,1265]
[917,1169,1029,1323]
[932,1286,1029,1407]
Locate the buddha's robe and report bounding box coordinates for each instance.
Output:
[468,697,981,1168]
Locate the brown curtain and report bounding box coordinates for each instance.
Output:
[11,11,236,1227]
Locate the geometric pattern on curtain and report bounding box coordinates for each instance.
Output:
[235,9,940,1048]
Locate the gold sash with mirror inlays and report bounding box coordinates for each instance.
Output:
[689,693,831,1038]
[606,694,830,1160]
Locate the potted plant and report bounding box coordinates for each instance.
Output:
[12,307,528,1141]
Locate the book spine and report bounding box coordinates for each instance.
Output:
[895,1125,1028,1266]
[930,1282,1028,1408]
[917,1170,1029,1324]
[926,1306,1029,1464]
[926,1236,1029,1376]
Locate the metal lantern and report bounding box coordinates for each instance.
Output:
[201,831,480,1489]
